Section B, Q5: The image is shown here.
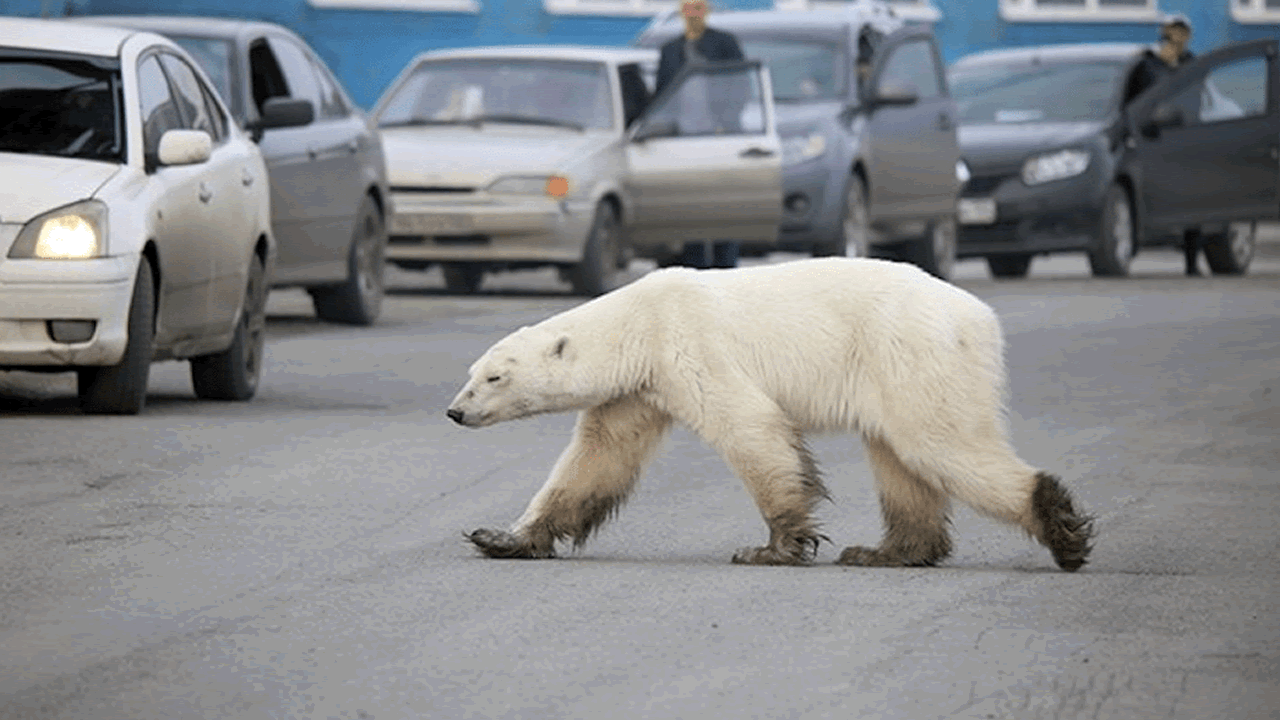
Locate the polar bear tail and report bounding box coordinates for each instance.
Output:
[1030,471,1095,572]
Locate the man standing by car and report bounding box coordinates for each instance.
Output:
[656,0,746,269]
[1124,14,1206,276]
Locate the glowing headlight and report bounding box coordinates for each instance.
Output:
[956,159,971,186]
[8,200,107,259]
[1021,149,1090,186]
[487,175,571,198]
[780,132,827,167]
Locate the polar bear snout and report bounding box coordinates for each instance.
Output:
[446,407,467,425]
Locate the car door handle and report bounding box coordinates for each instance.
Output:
[307,147,318,161]
[937,113,954,131]
[740,147,775,158]
[241,169,254,187]
[198,183,213,204]
[347,140,360,154]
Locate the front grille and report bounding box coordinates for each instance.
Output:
[389,235,424,245]
[433,235,490,245]
[958,221,1020,244]
[963,174,1011,197]
[390,186,476,194]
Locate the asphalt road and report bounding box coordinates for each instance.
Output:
[1,244,1277,720]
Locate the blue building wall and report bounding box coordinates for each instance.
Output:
[3,0,1276,108]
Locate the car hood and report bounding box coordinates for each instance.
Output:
[958,121,1107,170]
[774,100,846,136]
[0,154,121,224]
[379,127,611,187]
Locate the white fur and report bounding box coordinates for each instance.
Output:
[450,258,1041,554]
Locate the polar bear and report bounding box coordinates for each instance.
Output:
[447,258,1093,570]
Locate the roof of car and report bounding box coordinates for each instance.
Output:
[951,42,1149,68]
[411,45,659,65]
[70,14,303,42]
[0,16,144,57]
[638,5,905,41]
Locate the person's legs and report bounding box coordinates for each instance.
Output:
[1183,229,1202,276]
[681,241,713,268]
[712,240,740,269]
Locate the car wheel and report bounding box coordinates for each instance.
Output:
[903,215,958,280]
[78,256,155,415]
[1088,183,1135,277]
[311,195,386,326]
[442,263,483,294]
[987,254,1033,279]
[1203,221,1256,276]
[190,252,267,401]
[569,202,624,296]
[815,175,869,257]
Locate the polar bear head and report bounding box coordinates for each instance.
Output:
[446,324,600,428]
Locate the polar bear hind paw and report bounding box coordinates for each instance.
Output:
[835,545,941,567]
[466,528,556,559]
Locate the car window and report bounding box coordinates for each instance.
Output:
[949,60,1127,124]
[248,38,289,115]
[1166,56,1266,125]
[168,35,237,118]
[266,36,324,116]
[879,39,941,99]
[308,55,350,119]
[157,53,221,141]
[137,54,183,161]
[641,64,766,137]
[0,54,125,162]
[618,63,650,127]
[739,36,847,102]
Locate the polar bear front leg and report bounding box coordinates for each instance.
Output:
[468,395,672,559]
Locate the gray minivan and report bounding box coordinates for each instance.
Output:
[636,2,962,278]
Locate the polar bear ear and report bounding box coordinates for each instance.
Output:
[550,336,570,359]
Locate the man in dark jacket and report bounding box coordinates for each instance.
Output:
[656,0,746,269]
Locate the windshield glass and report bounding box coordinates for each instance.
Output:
[739,35,846,102]
[377,58,613,130]
[169,35,238,119]
[0,53,125,162]
[949,60,1127,124]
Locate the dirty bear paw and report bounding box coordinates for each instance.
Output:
[466,528,556,559]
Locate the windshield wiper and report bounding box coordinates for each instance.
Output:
[379,117,481,128]
[471,114,585,131]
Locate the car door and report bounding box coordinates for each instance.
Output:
[623,60,782,248]
[1129,38,1280,230]
[137,52,216,343]
[157,52,257,329]
[261,34,361,283]
[862,29,960,221]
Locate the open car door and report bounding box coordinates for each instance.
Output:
[623,60,782,252]
[1129,38,1280,230]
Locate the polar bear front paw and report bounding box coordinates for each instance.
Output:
[466,528,556,559]
[731,545,813,566]
[836,545,938,567]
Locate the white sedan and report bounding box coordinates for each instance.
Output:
[0,18,278,414]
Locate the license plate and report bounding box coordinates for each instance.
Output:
[391,213,473,235]
[958,198,997,225]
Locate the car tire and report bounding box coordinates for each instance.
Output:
[442,263,483,294]
[815,175,869,258]
[310,195,386,326]
[1203,221,1256,276]
[903,215,958,280]
[987,254,1033,279]
[569,202,624,296]
[1088,183,1135,278]
[78,256,155,415]
[190,252,267,401]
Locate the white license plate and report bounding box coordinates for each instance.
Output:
[958,198,997,225]
[391,213,473,235]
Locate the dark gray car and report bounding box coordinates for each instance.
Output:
[80,15,389,324]
[636,3,962,279]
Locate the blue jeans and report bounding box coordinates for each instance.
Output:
[680,240,740,269]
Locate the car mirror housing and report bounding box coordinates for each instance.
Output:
[867,83,919,108]
[259,97,315,131]
[157,129,212,167]
[632,118,678,143]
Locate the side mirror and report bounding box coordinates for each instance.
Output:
[632,118,678,143]
[156,129,212,166]
[867,83,919,108]
[259,97,315,131]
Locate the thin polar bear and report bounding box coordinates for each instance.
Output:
[446,257,1094,570]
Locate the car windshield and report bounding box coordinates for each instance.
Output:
[949,60,1127,124]
[739,34,847,102]
[377,58,613,130]
[0,53,125,162]
[168,35,238,119]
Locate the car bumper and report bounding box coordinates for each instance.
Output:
[957,170,1105,257]
[774,159,841,251]
[386,193,596,265]
[0,255,135,368]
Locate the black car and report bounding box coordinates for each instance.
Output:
[949,40,1279,278]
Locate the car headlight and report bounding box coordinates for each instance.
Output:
[780,132,827,167]
[7,200,108,259]
[487,175,571,198]
[1021,149,1090,186]
[956,159,971,186]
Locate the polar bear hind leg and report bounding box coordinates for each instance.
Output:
[468,395,672,559]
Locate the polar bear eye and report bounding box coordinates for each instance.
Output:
[486,375,502,383]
